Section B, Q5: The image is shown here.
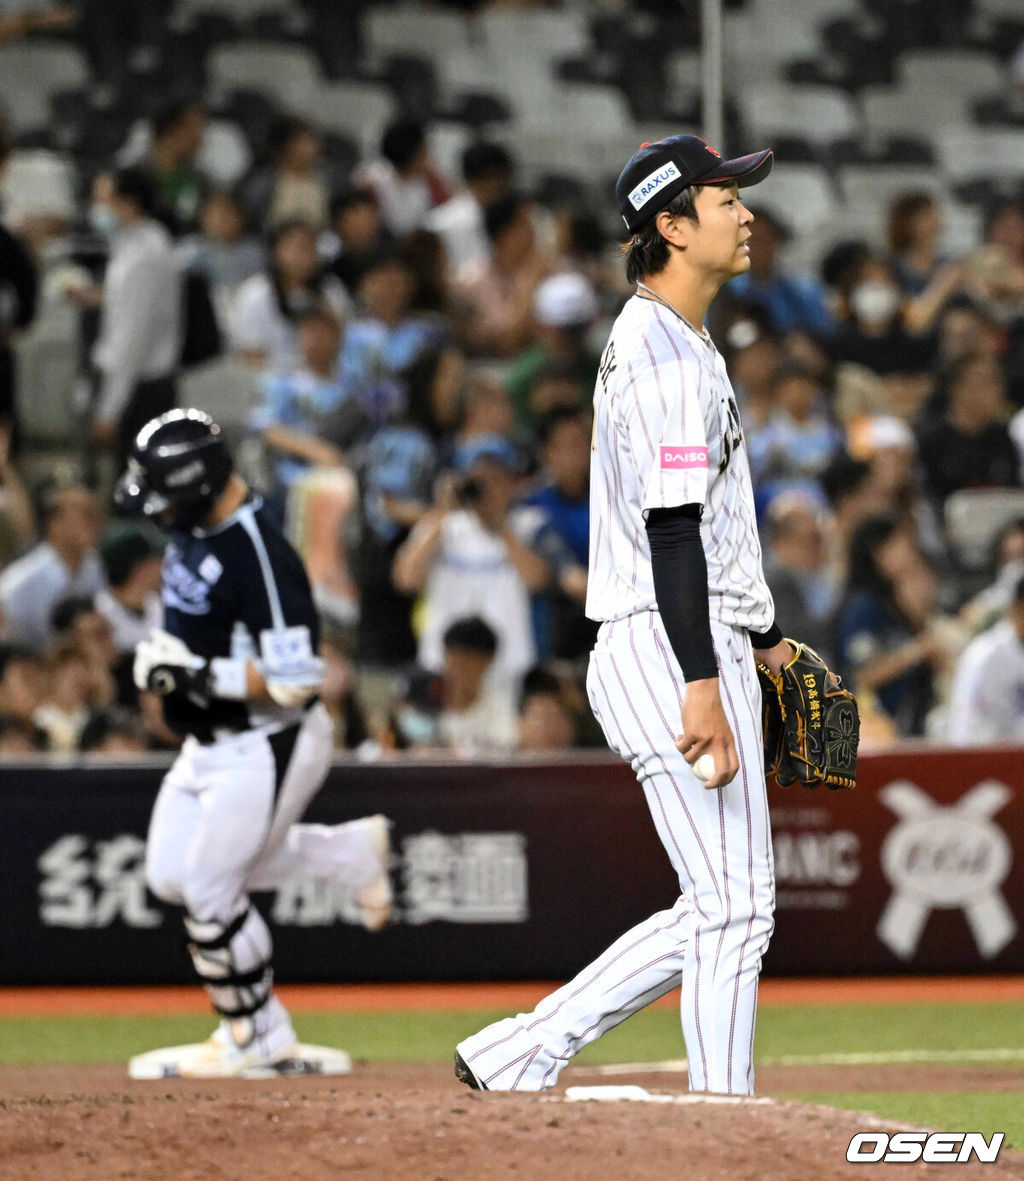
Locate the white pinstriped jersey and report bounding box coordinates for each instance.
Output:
[585,294,774,631]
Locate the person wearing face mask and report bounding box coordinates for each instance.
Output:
[832,254,937,418]
[84,167,183,469]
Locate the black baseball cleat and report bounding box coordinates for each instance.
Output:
[454,1049,487,1090]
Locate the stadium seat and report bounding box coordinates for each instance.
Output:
[362,4,472,73]
[179,357,263,447]
[860,85,969,141]
[0,42,90,134]
[723,8,822,84]
[749,163,835,237]
[207,42,321,112]
[741,83,860,146]
[898,49,1005,101]
[476,8,591,64]
[936,128,1024,186]
[945,489,1024,571]
[0,149,77,225]
[837,164,948,211]
[291,81,395,156]
[172,0,293,23]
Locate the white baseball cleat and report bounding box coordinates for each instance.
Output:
[355,814,393,932]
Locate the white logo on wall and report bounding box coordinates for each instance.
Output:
[402,831,528,925]
[37,834,162,929]
[877,780,1016,959]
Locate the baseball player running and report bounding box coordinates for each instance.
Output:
[116,409,392,1077]
[456,135,795,1095]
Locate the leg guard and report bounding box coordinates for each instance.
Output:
[184,904,276,1048]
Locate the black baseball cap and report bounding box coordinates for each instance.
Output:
[616,134,773,234]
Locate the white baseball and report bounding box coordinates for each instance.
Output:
[693,753,716,782]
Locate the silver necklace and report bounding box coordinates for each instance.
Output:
[636,281,711,342]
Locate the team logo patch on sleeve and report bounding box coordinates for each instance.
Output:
[659,445,708,470]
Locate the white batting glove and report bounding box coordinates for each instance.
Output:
[133,629,206,694]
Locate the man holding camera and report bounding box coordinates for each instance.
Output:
[392,433,581,697]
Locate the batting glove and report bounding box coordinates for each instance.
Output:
[134,629,212,708]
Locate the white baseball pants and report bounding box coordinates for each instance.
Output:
[458,612,775,1093]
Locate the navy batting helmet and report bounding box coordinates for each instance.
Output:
[114,408,233,531]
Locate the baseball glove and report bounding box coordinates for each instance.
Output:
[756,640,859,790]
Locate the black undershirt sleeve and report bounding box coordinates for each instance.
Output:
[748,621,783,649]
[645,504,718,683]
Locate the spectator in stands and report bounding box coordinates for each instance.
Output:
[0,643,45,747]
[718,302,783,429]
[746,360,843,515]
[357,118,450,239]
[94,524,163,656]
[725,207,832,336]
[78,707,148,754]
[394,616,518,756]
[935,296,1003,372]
[506,272,601,428]
[33,641,102,752]
[143,99,207,237]
[317,637,370,752]
[243,117,331,233]
[523,406,593,660]
[356,423,438,725]
[916,351,1020,506]
[344,249,461,435]
[229,217,349,372]
[517,665,575,752]
[0,115,39,445]
[762,492,838,665]
[392,434,553,696]
[86,167,183,466]
[836,513,950,736]
[177,190,266,335]
[819,451,891,586]
[424,141,514,274]
[0,480,104,653]
[960,517,1024,636]
[252,307,361,503]
[449,367,516,462]
[322,187,392,296]
[0,420,33,566]
[0,2,72,43]
[454,192,549,358]
[982,198,1024,273]
[887,192,945,297]
[948,574,1024,745]
[830,252,936,419]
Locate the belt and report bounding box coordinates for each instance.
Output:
[192,696,320,746]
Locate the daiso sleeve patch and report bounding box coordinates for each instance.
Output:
[659,445,708,471]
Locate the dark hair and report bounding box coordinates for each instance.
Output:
[990,516,1024,573]
[101,526,161,586]
[820,239,871,293]
[112,166,158,217]
[152,99,202,140]
[1014,573,1024,606]
[269,116,319,161]
[983,197,1024,241]
[520,664,562,706]
[381,118,425,170]
[767,360,817,393]
[484,191,530,243]
[461,141,512,185]
[270,216,318,251]
[887,191,936,254]
[0,644,38,680]
[50,595,98,636]
[442,615,498,655]
[847,513,902,596]
[621,185,700,284]
[536,404,589,447]
[567,211,606,258]
[330,186,378,221]
[819,452,872,509]
[34,477,92,534]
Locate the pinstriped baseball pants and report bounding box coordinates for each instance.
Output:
[457,611,775,1093]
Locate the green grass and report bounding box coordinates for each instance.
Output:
[3,1002,1023,1148]
[777,1092,1024,1151]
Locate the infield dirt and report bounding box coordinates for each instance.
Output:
[2,1062,1023,1181]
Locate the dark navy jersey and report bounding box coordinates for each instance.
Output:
[160,493,321,739]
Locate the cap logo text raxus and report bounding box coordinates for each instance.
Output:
[628,161,681,211]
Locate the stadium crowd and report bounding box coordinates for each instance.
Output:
[2,14,1024,758]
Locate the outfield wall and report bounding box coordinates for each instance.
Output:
[2,747,1022,984]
